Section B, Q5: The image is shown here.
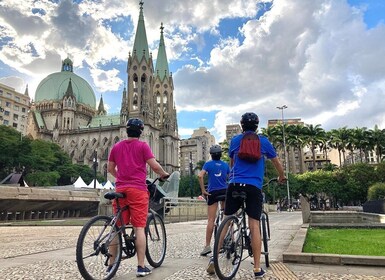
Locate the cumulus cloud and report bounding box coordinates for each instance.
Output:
[1,0,385,142]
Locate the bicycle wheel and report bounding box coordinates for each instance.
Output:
[213,216,243,280]
[261,214,269,268]
[145,212,167,267]
[76,215,122,280]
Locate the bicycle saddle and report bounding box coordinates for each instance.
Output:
[232,191,247,200]
[104,192,126,200]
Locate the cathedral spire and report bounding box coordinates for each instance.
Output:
[97,94,107,115]
[64,78,75,98]
[132,1,149,62]
[24,84,29,97]
[155,22,170,81]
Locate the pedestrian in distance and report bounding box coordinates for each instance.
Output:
[198,145,230,258]
[225,112,286,278]
[107,118,169,277]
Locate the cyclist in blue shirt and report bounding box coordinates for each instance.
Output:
[198,145,230,258]
[226,112,286,278]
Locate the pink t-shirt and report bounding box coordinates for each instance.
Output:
[108,139,155,191]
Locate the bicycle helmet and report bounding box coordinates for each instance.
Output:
[126,118,144,137]
[209,144,222,154]
[209,144,222,160]
[240,112,259,131]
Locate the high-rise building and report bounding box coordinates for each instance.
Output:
[0,83,30,136]
[179,127,215,176]
[226,124,241,142]
[27,2,179,179]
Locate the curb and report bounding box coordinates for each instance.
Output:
[282,223,385,267]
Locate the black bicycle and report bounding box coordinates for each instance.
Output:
[213,194,226,237]
[212,178,277,280]
[76,178,167,280]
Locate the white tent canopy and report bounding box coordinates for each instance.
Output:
[103,180,115,190]
[88,179,102,189]
[73,176,87,189]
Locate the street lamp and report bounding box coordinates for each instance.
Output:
[93,150,98,189]
[276,105,291,207]
[189,151,194,199]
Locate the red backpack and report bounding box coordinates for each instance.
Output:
[237,132,261,162]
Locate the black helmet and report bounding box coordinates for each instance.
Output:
[209,144,222,154]
[240,112,259,131]
[126,118,144,137]
[210,144,222,160]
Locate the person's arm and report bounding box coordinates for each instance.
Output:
[270,157,286,183]
[198,170,209,196]
[147,158,169,179]
[107,161,117,178]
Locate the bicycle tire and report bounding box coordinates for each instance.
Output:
[76,215,122,280]
[213,215,243,280]
[145,212,167,268]
[261,214,269,268]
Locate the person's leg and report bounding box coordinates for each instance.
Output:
[249,217,262,269]
[205,202,217,246]
[134,227,146,267]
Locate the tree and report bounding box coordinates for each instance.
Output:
[303,124,325,171]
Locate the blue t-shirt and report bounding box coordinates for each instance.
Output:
[228,133,277,189]
[203,160,230,192]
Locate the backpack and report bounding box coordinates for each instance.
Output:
[237,132,261,162]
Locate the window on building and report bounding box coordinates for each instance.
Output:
[5,101,11,107]
[22,107,26,113]
[13,114,18,121]
[6,92,12,98]
[3,120,9,125]
[4,111,10,116]
[15,96,20,102]
[13,123,17,128]
[14,105,19,111]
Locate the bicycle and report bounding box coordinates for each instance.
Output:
[212,178,277,280]
[76,177,167,280]
[213,194,226,237]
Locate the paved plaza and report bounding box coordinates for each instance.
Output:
[0,212,385,279]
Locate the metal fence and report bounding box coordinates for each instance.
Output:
[162,197,207,224]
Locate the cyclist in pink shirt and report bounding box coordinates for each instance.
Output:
[108,118,169,277]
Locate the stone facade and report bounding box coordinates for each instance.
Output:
[27,2,179,180]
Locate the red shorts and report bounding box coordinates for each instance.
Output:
[112,187,149,228]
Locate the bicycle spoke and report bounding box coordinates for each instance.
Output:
[76,216,122,280]
[214,216,243,280]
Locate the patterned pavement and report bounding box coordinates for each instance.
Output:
[0,212,385,279]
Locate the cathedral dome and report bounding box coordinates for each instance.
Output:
[34,58,96,108]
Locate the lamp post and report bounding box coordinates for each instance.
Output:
[189,151,194,199]
[93,150,98,189]
[276,105,291,207]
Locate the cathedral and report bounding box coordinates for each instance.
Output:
[27,2,179,180]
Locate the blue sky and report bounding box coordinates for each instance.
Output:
[1,0,385,142]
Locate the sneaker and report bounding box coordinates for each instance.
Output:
[200,245,212,256]
[136,266,152,277]
[254,268,266,278]
[206,257,215,274]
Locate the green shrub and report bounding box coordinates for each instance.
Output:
[367,183,385,200]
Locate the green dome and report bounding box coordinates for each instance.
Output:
[35,71,96,108]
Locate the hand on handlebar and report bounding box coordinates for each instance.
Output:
[159,173,170,182]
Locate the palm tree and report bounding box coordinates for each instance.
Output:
[369,125,385,163]
[330,127,350,166]
[303,124,325,171]
[286,124,307,173]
